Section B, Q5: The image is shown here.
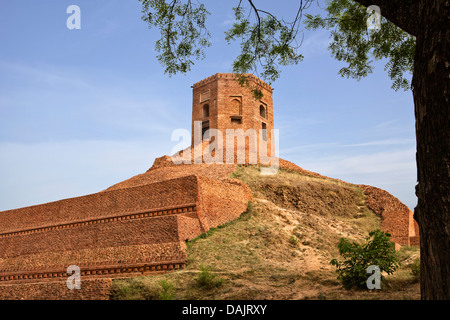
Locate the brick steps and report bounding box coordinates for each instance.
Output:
[0,203,197,239]
[0,258,187,285]
[0,242,188,273]
[0,168,253,299]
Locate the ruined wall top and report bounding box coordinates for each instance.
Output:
[192,73,273,93]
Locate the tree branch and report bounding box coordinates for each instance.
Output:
[352,0,420,36]
[247,0,262,40]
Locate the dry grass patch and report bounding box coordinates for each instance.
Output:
[109,165,420,300]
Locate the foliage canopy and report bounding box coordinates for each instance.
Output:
[304,0,415,91]
[139,0,415,91]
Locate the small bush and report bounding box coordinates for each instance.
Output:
[230,166,244,179]
[289,235,299,246]
[239,201,258,221]
[410,257,420,282]
[110,278,158,300]
[196,264,223,289]
[330,229,400,289]
[159,278,175,300]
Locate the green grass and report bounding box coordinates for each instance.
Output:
[195,264,224,289]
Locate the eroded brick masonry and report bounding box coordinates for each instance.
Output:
[189,73,275,164]
[0,73,418,299]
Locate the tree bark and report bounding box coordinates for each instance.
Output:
[411,0,450,300]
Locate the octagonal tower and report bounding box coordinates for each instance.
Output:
[191,73,275,163]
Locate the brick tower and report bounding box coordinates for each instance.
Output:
[191,73,274,163]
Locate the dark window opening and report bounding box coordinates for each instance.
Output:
[202,104,210,118]
[262,122,267,141]
[260,105,266,118]
[230,115,242,124]
[202,120,210,140]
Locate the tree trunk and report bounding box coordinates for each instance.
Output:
[412,0,449,300]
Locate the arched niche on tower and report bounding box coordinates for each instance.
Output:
[230,98,242,115]
[260,104,266,118]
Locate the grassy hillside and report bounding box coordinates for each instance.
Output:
[110,166,420,300]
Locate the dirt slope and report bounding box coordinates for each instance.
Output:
[110,166,420,300]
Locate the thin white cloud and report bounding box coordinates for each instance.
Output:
[341,138,415,147]
[293,147,417,209]
[300,29,331,57]
[375,119,398,129]
[0,60,186,139]
[221,19,235,26]
[0,139,172,211]
[280,138,414,154]
[0,60,91,89]
[304,148,416,175]
[280,142,339,155]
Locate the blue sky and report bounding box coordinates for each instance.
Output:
[0,1,416,211]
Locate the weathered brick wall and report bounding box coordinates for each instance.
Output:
[197,176,253,231]
[0,278,113,300]
[177,214,205,242]
[0,175,198,234]
[0,220,188,279]
[0,167,253,299]
[0,216,180,259]
[107,160,237,191]
[359,184,419,246]
[0,242,186,275]
[191,73,275,162]
[0,176,201,290]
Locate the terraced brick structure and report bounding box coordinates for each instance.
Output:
[0,173,252,299]
[0,73,418,299]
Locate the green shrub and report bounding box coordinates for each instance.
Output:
[330,229,400,289]
[158,278,175,300]
[196,264,223,289]
[239,201,258,221]
[289,235,299,246]
[110,278,158,300]
[230,166,243,179]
